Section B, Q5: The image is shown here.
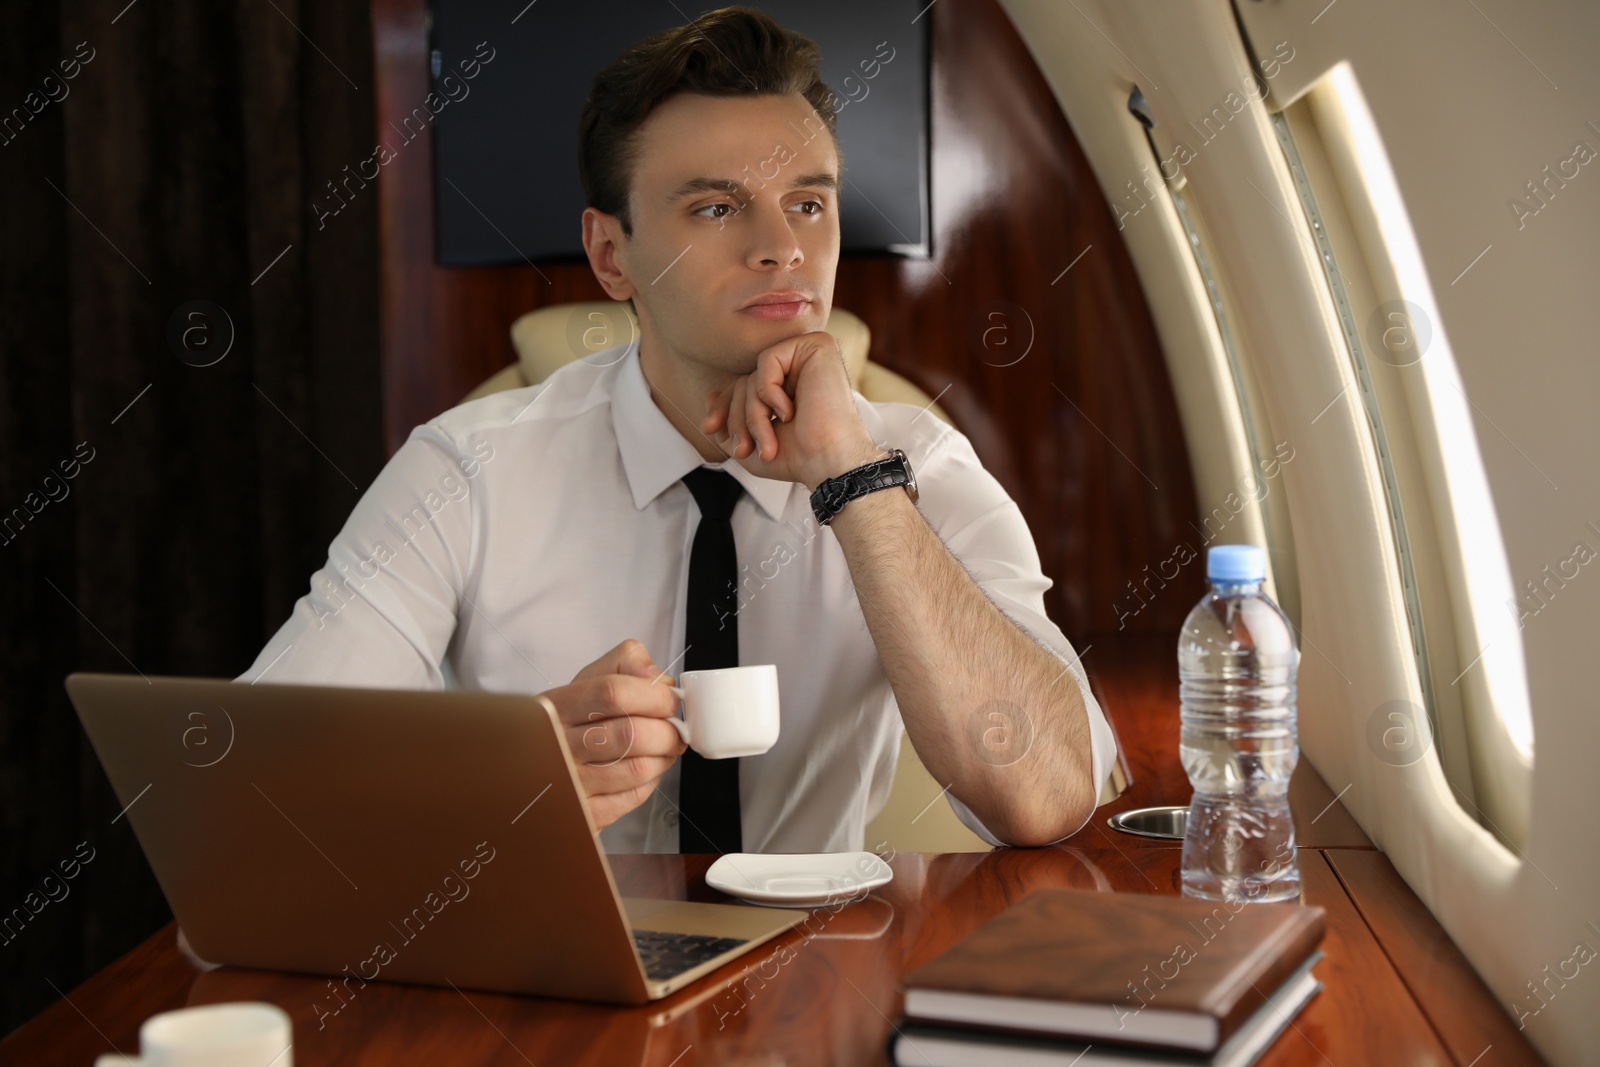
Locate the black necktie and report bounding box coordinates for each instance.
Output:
[677,467,745,853]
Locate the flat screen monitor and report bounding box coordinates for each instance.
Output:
[426,1,930,265]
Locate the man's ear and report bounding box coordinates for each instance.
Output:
[581,207,637,303]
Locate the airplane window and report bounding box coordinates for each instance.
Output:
[1270,64,1534,847]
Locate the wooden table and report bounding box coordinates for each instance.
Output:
[2,634,1547,1065]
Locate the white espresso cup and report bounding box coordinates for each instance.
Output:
[667,664,780,759]
[95,1002,292,1067]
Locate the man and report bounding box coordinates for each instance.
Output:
[239,6,1115,852]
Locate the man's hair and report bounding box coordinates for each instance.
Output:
[578,6,841,239]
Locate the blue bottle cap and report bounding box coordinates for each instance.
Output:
[1208,544,1266,582]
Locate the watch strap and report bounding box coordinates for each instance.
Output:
[810,448,915,526]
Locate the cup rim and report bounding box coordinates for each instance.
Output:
[679,663,777,680]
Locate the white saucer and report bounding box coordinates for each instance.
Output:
[705,852,894,908]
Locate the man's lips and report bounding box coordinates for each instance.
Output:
[740,290,812,320]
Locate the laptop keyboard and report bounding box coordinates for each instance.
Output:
[632,929,750,981]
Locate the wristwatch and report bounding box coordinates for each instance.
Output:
[810,447,918,526]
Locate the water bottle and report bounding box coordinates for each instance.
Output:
[1179,544,1301,903]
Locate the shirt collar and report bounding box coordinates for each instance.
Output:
[610,337,796,522]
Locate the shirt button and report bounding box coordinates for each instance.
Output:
[664,811,679,827]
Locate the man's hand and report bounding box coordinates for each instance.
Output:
[699,330,884,491]
[537,638,686,830]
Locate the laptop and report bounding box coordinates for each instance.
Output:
[64,673,806,1004]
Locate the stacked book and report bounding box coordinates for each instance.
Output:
[891,888,1326,1066]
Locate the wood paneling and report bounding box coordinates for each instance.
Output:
[370,0,1205,636]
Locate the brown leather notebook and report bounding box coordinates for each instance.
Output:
[902,888,1326,1053]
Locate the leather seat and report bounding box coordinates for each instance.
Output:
[463,301,955,427]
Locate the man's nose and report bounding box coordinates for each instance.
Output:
[744,201,804,269]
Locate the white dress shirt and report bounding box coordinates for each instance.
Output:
[238,336,1116,852]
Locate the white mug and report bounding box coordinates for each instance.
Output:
[94,1002,292,1067]
[667,664,780,759]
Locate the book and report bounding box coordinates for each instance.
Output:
[901,888,1326,1053]
[891,952,1324,1067]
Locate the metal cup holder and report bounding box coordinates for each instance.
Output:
[1107,805,1188,840]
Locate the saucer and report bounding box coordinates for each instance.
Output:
[705,852,894,908]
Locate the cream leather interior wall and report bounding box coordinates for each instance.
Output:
[999,1,1599,1062]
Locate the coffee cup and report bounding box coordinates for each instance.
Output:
[94,1002,292,1067]
[667,664,780,759]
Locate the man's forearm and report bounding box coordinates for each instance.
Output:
[824,460,1098,845]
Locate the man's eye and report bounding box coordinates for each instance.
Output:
[791,200,824,215]
[695,203,737,220]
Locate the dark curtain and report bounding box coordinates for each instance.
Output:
[1,0,384,1036]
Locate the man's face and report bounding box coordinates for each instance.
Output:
[599,91,841,377]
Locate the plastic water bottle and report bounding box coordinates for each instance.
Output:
[1179,544,1301,903]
